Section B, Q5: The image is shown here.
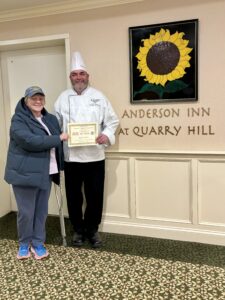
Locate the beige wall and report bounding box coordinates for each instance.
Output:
[0,63,11,217]
[1,0,225,244]
[0,0,224,151]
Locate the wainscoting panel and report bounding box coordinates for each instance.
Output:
[103,157,130,218]
[101,152,225,246]
[135,158,192,223]
[198,160,225,227]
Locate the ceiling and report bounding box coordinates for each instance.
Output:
[0,0,143,23]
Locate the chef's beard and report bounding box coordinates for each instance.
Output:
[73,81,88,94]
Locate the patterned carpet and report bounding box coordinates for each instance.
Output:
[1,213,225,299]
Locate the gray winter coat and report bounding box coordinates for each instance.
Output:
[4,98,63,189]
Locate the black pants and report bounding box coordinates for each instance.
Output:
[64,160,105,235]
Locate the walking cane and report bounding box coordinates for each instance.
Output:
[54,171,67,246]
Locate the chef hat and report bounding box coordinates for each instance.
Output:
[70,51,87,73]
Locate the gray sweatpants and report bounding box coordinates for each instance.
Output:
[12,179,51,247]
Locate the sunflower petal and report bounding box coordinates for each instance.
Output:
[159,28,166,36]
[180,47,192,56]
[155,75,160,84]
[179,40,189,49]
[140,68,147,76]
[167,72,174,81]
[151,74,157,84]
[149,38,156,46]
[179,55,191,62]
[137,65,142,71]
[160,75,168,86]
[178,32,185,39]
[172,69,182,79]
[176,65,186,75]
[179,61,191,68]
[174,39,182,47]
[154,32,160,39]
[142,38,151,48]
[136,52,143,60]
[139,47,149,54]
[146,70,153,79]
[149,34,156,40]
[170,31,179,42]
[162,29,170,41]
[140,57,147,66]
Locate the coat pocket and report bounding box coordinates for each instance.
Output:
[19,152,46,174]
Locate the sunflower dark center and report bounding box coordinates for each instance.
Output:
[146,41,180,75]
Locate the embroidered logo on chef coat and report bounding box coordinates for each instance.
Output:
[90,98,101,106]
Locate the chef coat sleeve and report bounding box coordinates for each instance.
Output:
[54,95,63,129]
[101,99,119,146]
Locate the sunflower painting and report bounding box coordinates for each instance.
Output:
[129,19,198,103]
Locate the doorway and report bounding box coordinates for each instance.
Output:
[0,34,70,216]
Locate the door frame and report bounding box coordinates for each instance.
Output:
[0,33,70,84]
[0,34,70,215]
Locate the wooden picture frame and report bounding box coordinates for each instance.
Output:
[129,19,198,103]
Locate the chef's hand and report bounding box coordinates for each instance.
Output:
[96,133,109,145]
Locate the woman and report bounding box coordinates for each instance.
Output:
[4,86,68,260]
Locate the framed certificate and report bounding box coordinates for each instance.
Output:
[67,122,98,147]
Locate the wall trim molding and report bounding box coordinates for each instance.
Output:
[101,220,225,246]
[106,149,225,157]
[0,0,143,23]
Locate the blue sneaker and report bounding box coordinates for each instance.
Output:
[31,244,49,260]
[17,245,30,260]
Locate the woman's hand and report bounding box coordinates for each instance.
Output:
[60,133,69,141]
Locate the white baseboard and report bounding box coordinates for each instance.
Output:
[101,221,225,246]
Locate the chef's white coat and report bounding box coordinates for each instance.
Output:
[54,86,119,162]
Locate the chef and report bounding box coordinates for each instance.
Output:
[55,51,119,248]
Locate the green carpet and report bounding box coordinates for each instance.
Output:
[0,212,225,299]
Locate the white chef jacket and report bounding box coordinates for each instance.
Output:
[54,86,119,162]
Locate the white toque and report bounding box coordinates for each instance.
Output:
[70,51,87,72]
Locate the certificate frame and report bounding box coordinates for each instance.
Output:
[67,122,98,147]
